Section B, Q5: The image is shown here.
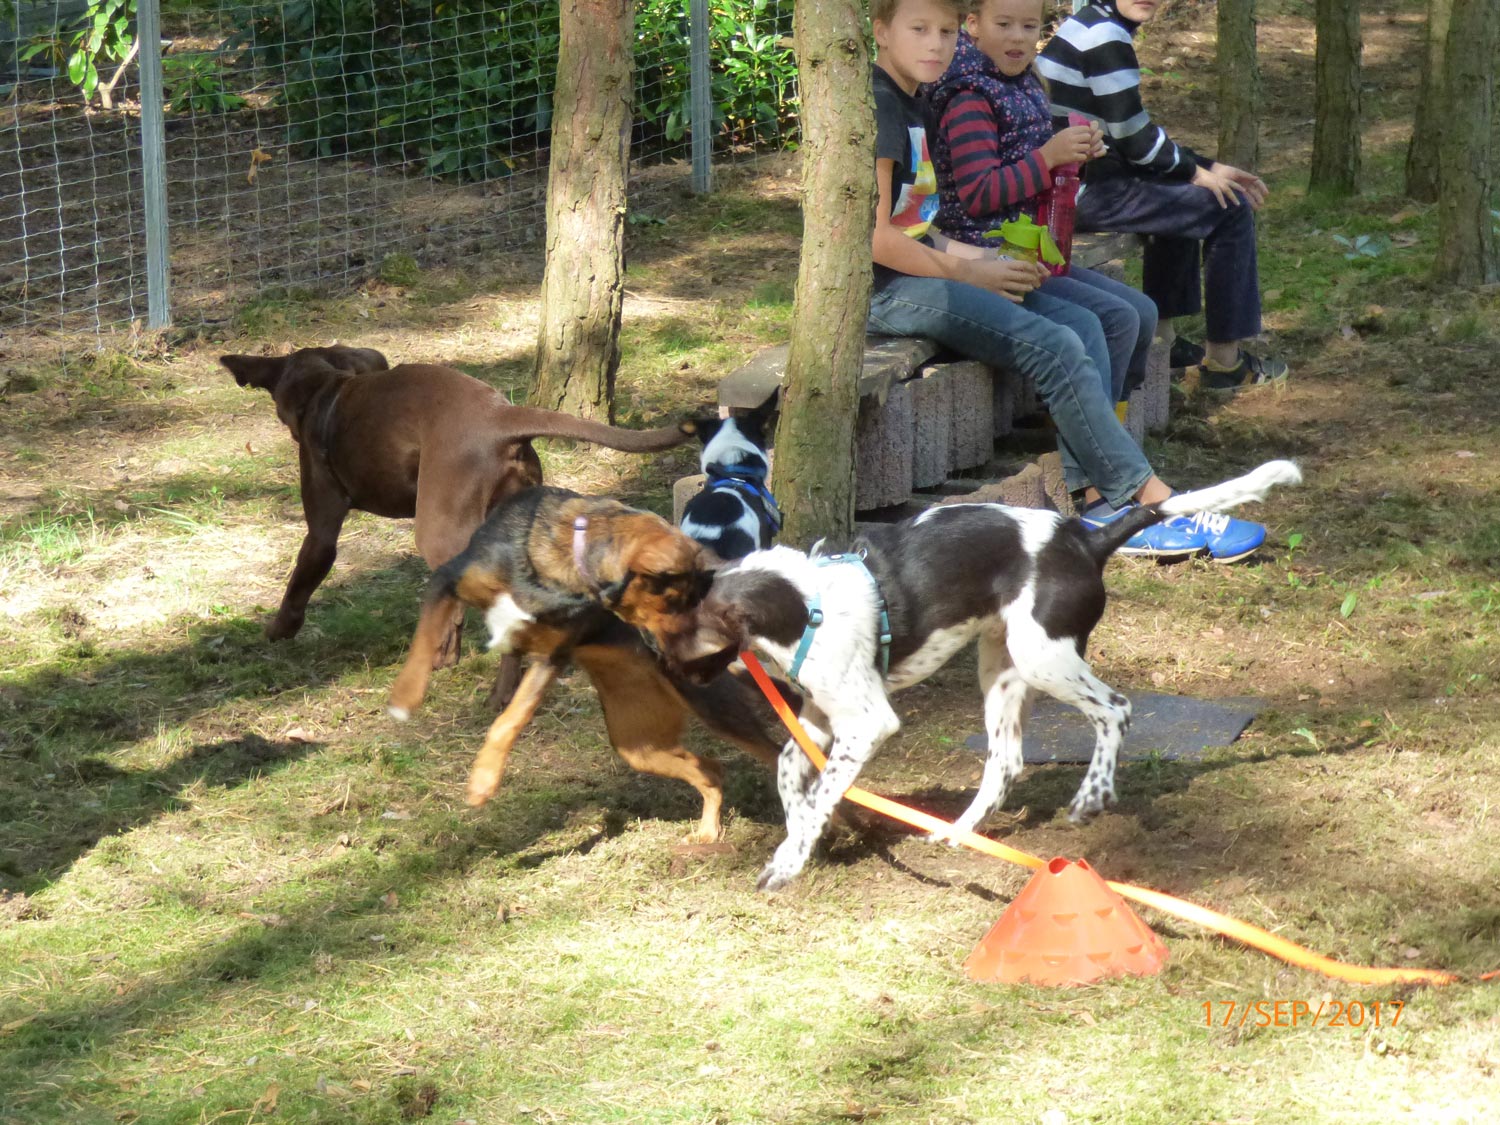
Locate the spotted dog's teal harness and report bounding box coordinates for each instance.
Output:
[786,553,892,686]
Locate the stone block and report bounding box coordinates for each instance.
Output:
[945,361,993,470]
[1140,336,1171,434]
[672,473,706,525]
[854,379,914,511]
[908,367,954,489]
[992,371,1017,439]
[717,335,942,410]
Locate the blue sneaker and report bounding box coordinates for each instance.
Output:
[1183,510,1266,563]
[1079,501,1207,559]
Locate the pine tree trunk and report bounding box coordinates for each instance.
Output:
[1405,0,1452,202]
[1216,0,1260,169]
[1432,0,1497,285]
[772,0,874,546]
[1308,0,1362,196]
[530,0,632,421]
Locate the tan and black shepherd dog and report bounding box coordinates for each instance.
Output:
[387,485,787,842]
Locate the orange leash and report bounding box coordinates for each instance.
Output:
[740,652,1475,987]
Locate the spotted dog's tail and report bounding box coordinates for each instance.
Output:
[1085,459,1303,563]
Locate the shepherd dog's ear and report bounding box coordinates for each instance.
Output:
[219,353,289,393]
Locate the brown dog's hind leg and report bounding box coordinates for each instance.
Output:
[412,487,480,670]
[576,646,727,843]
[467,660,560,807]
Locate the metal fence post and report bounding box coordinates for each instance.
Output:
[137,0,171,328]
[689,0,712,194]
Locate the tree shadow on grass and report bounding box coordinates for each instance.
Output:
[0,740,780,1119]
[0,732,324,901]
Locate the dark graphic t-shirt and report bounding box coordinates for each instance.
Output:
[873,66,938,290]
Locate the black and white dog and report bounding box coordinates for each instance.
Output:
[654,460,1302,891]
[680,396,780,561]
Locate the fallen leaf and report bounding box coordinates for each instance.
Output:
[1455,450,1477,459]
[380,808,413,821]
[253,1084,280,1114]
[283,726,316,743]
[246,147,273,185]
[381,891,399,910]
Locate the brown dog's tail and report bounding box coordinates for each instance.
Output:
[501,407,696,452]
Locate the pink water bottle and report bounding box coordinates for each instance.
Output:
[1036,112,1090,277]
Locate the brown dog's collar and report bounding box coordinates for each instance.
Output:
[573,516,591,583]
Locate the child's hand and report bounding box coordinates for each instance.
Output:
[1215,163,1269,209]
[965,257,1047,302]
[1191,164,1245,209]
[1088,121,1107,160]
[1041,126,1097,170]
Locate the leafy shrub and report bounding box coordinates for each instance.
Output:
[227,0,797,182]
[163,51,247,114]
[19,0,136,105]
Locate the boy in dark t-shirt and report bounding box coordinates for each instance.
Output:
[867,0,1267,561]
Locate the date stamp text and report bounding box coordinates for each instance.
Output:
[1203,1000,1404,1029]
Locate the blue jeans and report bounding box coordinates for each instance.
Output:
[1077,173,1261,343]
[1039,265,1158,401]
[869,275,1153,506]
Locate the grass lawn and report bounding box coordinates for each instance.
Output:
[3,3,1499,1122]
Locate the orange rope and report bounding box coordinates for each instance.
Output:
[740,652,1473,987]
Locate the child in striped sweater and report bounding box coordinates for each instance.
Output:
[1037,0,1287,389]
[928,0,1158,404]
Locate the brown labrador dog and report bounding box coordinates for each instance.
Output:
[387,486,787,841]
[221,346,694,690]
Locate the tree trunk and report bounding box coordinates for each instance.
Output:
[1405,0,1453,202]
[530,0,632,421]
[1216,0,1260,169]
[1308,0,1361,196]
[771,0,874,546]
[1432,0,1496,286]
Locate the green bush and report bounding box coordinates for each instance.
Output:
[227,0,797,183]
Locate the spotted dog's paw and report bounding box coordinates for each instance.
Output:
[756,839,807,891]
[1066,785,1116,824]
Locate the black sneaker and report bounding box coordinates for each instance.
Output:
[1168,336,1206,369]
[1200,350,1290,392]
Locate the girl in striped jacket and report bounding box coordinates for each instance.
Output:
[927,0,1158,405]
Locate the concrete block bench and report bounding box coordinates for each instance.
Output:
[689,232,1171,519]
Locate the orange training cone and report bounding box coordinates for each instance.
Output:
[965,856,1169,986]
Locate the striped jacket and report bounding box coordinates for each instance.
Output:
[1036,1,1202,182]
[927,31,1054,246]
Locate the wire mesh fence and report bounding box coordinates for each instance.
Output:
[1,0,797,347]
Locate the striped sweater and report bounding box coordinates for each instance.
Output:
[927,31,1053,246]
[1036,1,1203,183]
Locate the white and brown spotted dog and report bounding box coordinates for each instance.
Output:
[654,460,1302,890]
